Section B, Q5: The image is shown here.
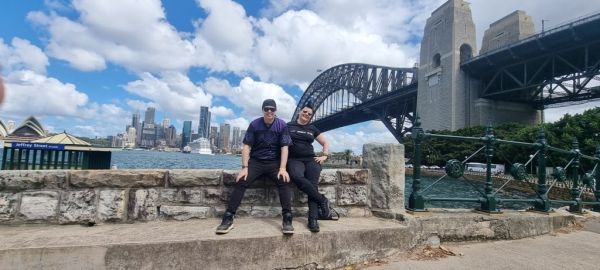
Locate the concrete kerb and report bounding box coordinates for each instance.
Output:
[0,210,586,270]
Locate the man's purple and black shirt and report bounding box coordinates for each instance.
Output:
[243,117,293,161]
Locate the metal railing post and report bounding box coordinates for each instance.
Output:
[480,125,500,213]
[535,128,551,212]
[408,116,426,212]
[569,139,583,213]
[594,145,600,212]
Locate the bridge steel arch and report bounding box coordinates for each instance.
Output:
[292,63,418,142]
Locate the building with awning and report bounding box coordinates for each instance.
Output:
[1,132,111,170]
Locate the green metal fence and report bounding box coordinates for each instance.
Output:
[407,117,600,213]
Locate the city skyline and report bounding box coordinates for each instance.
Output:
[2,1,600,153]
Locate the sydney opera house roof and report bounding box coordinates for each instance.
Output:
[1,116,46,141]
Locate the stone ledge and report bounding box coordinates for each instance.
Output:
[0,212,584,270]
[0,217,411,270]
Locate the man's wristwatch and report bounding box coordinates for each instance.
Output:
[242,165,248,168]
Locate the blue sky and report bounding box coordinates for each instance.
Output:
[2,0,600,153]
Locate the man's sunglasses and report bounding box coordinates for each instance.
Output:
[302,110,313,116]
[263,107,276,112]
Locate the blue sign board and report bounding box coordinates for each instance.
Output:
[11,142,65,150]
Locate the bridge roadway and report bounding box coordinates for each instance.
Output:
[367,217,600,270]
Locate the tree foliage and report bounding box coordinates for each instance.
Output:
[404,107,600,170]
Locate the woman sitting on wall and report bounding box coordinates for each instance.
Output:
[287,103,338,233]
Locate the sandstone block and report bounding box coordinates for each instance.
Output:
[159,205,211,221]
[222,170,238,186]
[338,169,369,185]
[97,189,127,222]
[319,186,337,205]
[234,188,267,204]
[250,206,281,217]
[338,186,368,206]
[213,205,251,217]
[363,143,404,211]
[204,187,225,204]
[70,170,165,188]
[319,169,338,185]
[19,191,59,222]
[168,170,222,187]
[129,189,159,221]
[158,188,203,204]
[0,193,19,220]
[59,190,96,224]
[0,170,67,191]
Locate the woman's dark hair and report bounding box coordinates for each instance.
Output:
[302,103,315,111]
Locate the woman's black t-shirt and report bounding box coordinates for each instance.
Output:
[287,121,321,160]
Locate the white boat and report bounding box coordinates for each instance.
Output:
[187,138,213,155]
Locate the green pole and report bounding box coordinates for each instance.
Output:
[535,128,551,212]
[408,115,426,212]
[1,147,7,170]
[569,139,583,213]
[593,145,600,212]
[480,124,499,213]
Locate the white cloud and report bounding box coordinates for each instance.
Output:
[324,122,397,153]
[545,102,600,123]
[0,37,49,74]
[196,0,254,54]
[210,106,234,117]
[126,99,159,113]
[2,70,88,117]
[123,72,212,121]
[203,76,297,120]
[27,0,197,72]
[225,117,250,130]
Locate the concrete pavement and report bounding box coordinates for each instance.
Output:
[365,218,600,270]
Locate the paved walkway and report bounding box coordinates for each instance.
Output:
[365,219,600,270]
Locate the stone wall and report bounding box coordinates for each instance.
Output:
[0,168,373,225]
[0,143,404,225]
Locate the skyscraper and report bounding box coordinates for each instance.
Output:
[232,127,240,148]
[210,126,218,150]
[218,123,231,152]
[144,107,156,124]
[198,106,211,138]
[132,112,141,146]
[166,125,177,147]
[182,121,192,148]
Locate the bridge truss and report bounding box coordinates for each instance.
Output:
[292,63,418,142]
[462,12,600,109]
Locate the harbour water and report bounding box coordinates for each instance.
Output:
[110,150,241,169]
[404,175,531,209]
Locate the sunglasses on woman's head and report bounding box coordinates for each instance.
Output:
[302,110,313,116]
[263,107,276,112]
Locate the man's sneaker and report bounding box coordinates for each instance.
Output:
[215,212,234,234]
[282,212,294,235]
[307,219,320,233]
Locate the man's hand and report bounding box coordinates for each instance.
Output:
[314,156,327,164]
[278,168,290,182]
[236,167,248,182]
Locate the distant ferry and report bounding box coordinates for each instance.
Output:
[187,138,213,155]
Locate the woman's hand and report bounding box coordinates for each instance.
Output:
[314,155,327,164]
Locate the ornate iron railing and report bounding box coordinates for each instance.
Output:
[407,117,600,213]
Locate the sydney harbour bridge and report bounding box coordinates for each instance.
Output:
[292,1,600,142]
